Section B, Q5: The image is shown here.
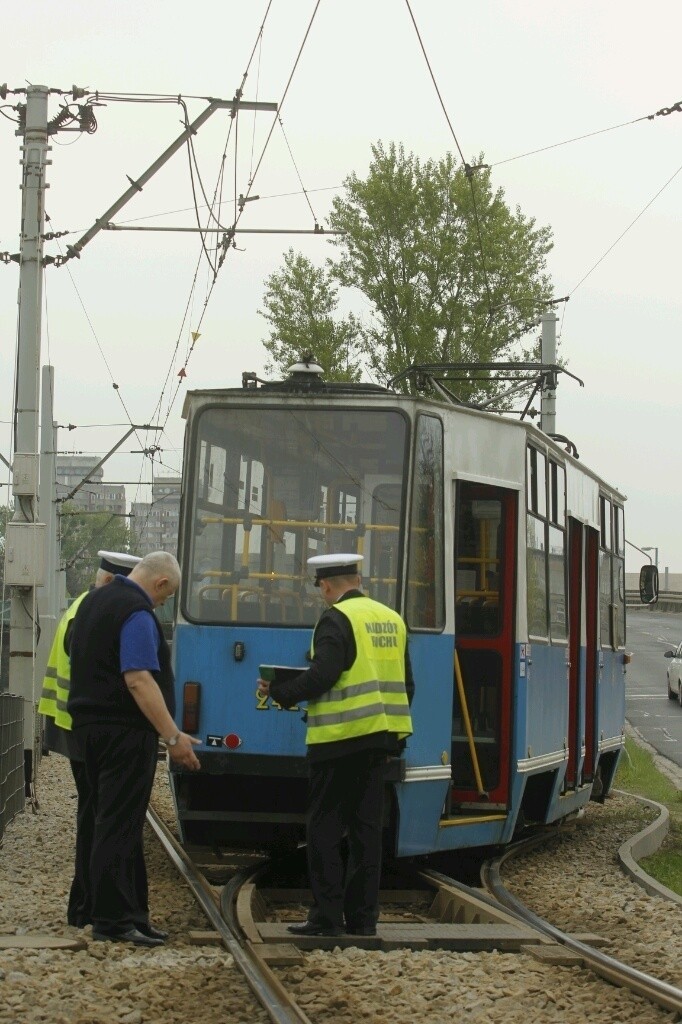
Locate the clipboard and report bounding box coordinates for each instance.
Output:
[259,664,307,683]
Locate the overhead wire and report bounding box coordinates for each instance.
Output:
[403,0,494,318]
[158,0,324,431]
[146,1,278,447]
[569,159,682,296]
[277,116,318,224]
[128,4,280,549]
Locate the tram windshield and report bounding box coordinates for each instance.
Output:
[183,405,408,625]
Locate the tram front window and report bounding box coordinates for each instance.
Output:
[183,406,407,625]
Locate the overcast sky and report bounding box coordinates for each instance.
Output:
[1,1,680,573]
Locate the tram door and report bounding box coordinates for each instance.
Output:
[583,527,599,781]
[451,483,516,808]
[566,519,583,788]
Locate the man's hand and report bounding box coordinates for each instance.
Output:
[167,733,201,770]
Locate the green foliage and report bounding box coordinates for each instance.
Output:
[59,504,130,598]
[259,250,363,382]
[261,142,554,401]
[614,737,682,806]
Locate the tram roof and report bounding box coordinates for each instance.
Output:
[182,382,626,503]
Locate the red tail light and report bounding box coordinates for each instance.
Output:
[182,681,201,733]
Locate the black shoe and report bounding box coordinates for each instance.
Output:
[137,923,168,941]
[287,921,344,937]
[92,927,164,947]
[346,925,377,936]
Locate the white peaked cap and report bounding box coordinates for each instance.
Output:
[97,550,142,576]
[308,553,363,585]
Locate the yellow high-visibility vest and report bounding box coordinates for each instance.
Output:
[306,596,412,746]
[38,591,87,730]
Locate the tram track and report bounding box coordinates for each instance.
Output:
[481,832,682,1016]
[146,804,313,1024]
[148,797,682,1022]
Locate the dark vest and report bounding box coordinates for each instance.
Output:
[68,577,175,731]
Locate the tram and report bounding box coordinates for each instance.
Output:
[168,360,650,856]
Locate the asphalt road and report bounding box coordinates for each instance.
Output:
[625,607,682,772]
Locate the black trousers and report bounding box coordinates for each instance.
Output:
[306,749,386,931]
[73,723,158,934]
[67,758,91,926]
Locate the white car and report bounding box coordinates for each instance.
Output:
[664,642,682,704]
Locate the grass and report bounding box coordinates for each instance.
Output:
[613,736,682,896]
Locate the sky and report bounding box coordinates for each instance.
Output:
[0,1,680,573]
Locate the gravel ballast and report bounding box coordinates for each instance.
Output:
[0,753,680,1024]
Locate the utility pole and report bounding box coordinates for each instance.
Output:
[36,365,65,695]
[2,85,278,802]
[7,85,49,801]
[540,311,558,436]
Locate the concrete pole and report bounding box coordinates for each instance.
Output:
[540,312,558,436]
[8,85,50,798]
[35,366,61,703]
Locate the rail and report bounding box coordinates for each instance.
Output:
[481,834,682,1015]
[146,804,312,1024]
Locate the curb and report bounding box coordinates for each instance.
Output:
[613,790,681,905]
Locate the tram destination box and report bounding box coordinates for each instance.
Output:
[259,665,307,684]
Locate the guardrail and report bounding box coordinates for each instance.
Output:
[0,693,24,845]
[627,591,682,611]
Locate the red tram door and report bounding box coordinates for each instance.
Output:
[566,519,583,788]
[451,483,516,809]
[583,527,599,782]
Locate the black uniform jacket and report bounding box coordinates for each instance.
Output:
[268,590,415,762]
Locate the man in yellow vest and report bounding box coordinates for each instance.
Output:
[38,549,140,926]
[258,553,414,937]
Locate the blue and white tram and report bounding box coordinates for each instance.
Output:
[168,363,637,856]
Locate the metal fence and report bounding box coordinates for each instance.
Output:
[0,693,25,845]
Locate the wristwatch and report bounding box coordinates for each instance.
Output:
[165,732,180,747]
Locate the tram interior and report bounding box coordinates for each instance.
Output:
[183,406,408,624]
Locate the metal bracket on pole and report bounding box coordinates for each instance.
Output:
[58,98,277,265]
[56,425,163,504]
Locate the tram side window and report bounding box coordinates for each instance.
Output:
[406,415,444,630]
[599,497,625,650]
[526,446,548,638]
[548,462,567,641]
[526,448,567,642]
[456,486,503,637]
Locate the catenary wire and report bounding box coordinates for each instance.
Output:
[403,0,494,316]
[158,0,324,430]
[277,115,318,223]
[570,158,682,295]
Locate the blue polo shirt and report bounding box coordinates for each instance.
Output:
[118,575,161,673]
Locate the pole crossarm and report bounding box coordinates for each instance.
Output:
[104,224,341,236]
[56,425,163,503]
[49,97,277,267]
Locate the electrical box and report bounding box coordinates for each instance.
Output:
[4,522,46,586]
[12,453,39,496]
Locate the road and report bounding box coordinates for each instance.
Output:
[625,607,682,774]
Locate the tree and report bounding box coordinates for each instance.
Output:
[259,250,363,382]
[59,506,130,598]
[261,142,554,402]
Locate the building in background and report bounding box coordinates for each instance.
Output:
[130,475,182,556]
[56,456,126,515]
